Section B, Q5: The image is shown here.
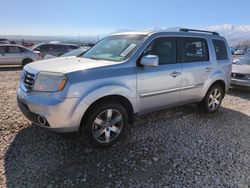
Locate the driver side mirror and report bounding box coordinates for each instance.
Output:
[140,55,159,67]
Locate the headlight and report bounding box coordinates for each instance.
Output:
[33,72,67,92]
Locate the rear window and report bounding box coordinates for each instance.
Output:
[55,45,69,51]
[179,37,209,62]
[36,44,52,51]
[213,40,228,60]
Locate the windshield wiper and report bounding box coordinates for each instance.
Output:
[86,56,101,60]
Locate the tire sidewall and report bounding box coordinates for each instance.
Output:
[22,59,33,67]
[204,85,224,113]
[81,103,129,148]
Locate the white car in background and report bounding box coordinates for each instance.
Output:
[231,52,250,87]
[0,44,41,66]
[234,49,245,55]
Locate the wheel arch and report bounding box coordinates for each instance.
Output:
[203,79,226,100]
[22,58,33,66]
[202,69,228,98]
[80,94,135,131]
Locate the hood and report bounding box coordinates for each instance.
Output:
[232,64,250,74]
[26,56,121,73]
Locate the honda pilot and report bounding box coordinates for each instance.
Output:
[17,29,232,148]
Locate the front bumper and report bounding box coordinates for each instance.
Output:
[231,78,250,87]
[17,88,89,133]
[17,96,51,127]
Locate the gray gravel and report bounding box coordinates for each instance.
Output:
[0,66,250,187]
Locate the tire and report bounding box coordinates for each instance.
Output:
[81,102,129,148]
[22,59,33,67]
[200,84,224,113]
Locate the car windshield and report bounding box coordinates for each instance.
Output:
[83,35,146,62]
[237,52,250,65]
[60,47,90,57]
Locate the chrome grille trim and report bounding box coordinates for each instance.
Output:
[23,71,35,91]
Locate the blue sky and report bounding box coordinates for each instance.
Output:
[1,0,250,36]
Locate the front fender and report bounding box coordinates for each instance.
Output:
[82,85,137,113]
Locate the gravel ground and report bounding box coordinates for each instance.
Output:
[0,67,250,187]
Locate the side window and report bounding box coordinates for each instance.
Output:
[8,46,20,53]
[0,46,7,53]
[55,45,68,51]
[142,37,177,65]
[179,37,209,62]
[18,47,27,52]
[39,44,53,52]
[213,40,228,60]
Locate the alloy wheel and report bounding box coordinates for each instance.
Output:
[92,109,124,143]
[208,88,222,111]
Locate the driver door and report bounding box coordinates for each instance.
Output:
[136,37,182,114]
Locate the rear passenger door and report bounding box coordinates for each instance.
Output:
[5,46,23,65]
[178,37,212,102]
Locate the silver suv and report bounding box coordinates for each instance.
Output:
[17,29,232,148]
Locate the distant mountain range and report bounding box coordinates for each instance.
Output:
[204,24,250,46]
[1,24,250,46]
[112,25,250,46]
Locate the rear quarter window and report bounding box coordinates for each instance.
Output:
[213,40,228,60]
[18,47,28,52]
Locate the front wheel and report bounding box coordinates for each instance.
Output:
[81,103,129,148]
[200,85,224,113]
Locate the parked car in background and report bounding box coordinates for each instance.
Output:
[234,49,245,55]
[17,29,232,148]
[0,41,10,44]
[44,47,90,59]
[66,44,80,50]
[231,52,250,87]
[30,43,74,58]
[0,44,41,66]
[0,39,10,44]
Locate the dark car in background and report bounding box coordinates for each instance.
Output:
[30,43,79,58]
[66,44,79,50]
[44,47,90,59]
[0,39,10,44]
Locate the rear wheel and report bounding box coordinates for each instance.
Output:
[200,85,224,113]
[81,102,129,148]
[22,59,33,67]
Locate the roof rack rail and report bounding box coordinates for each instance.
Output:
[179,28,219,36]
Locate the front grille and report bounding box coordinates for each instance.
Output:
[231,73,247,79]
[24,71,35,91]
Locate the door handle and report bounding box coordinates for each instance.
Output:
[205,67,213,72]
[170,71,181,78]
